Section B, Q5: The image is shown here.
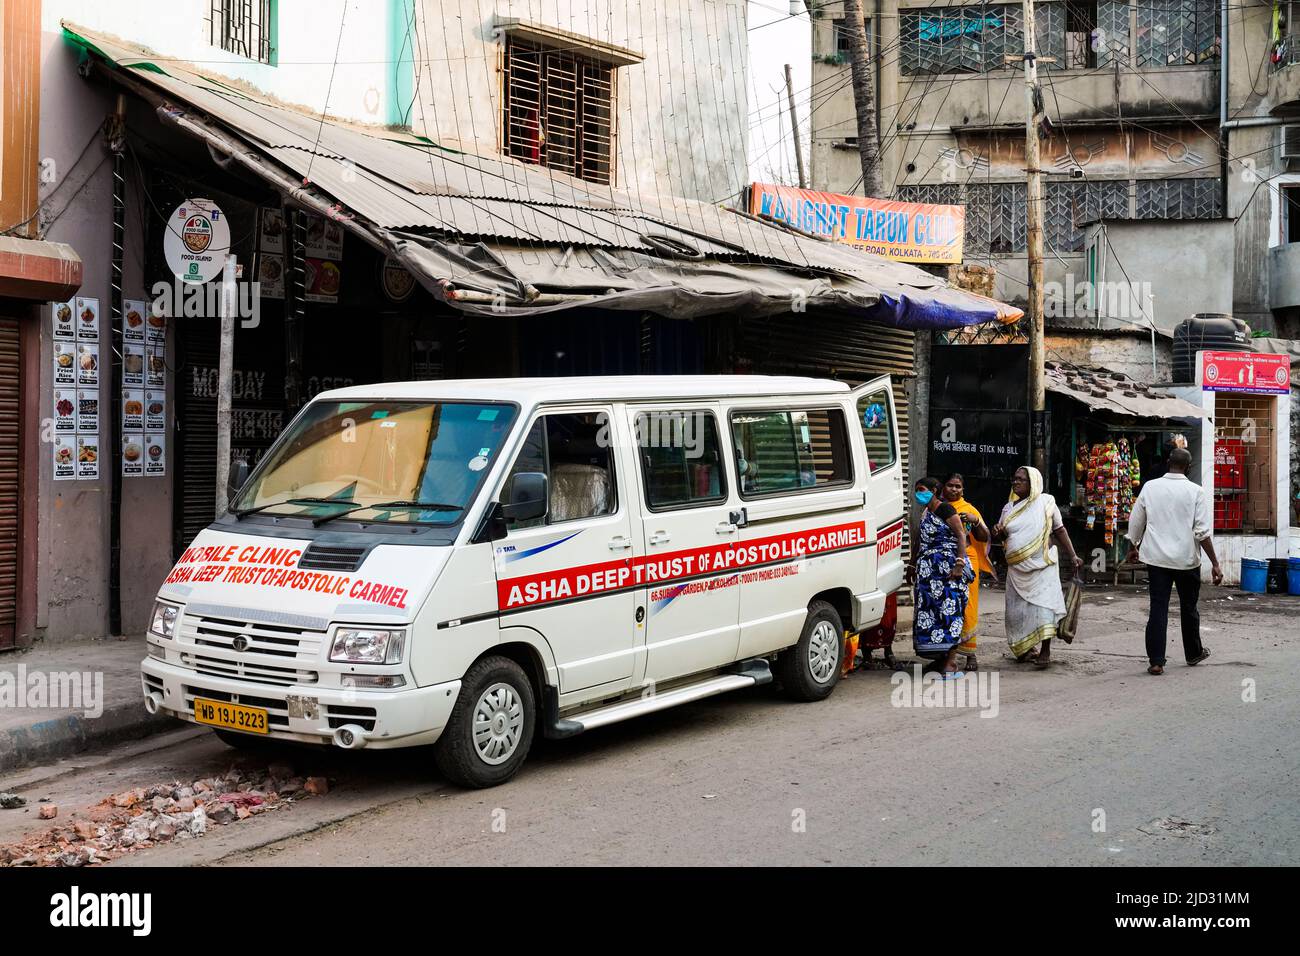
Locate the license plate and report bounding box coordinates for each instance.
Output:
[193,697,269,734]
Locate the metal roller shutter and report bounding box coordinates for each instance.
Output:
[0,318,19,647]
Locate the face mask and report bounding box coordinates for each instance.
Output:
[914,490,933,506]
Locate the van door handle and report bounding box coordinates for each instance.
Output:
[608,536,633,551]
[715,522,737,535]
[649,531,672,546]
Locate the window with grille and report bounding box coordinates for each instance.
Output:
[729,408,852,497]
[1136,0,1219,66]
[503,37,616,185]
[1213,395,1275,534]
[900,2,1065,75]
[831,18,872,59]
[209,0,274,64]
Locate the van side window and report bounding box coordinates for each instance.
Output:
[635,410,726,509]
[730,408,851,497]
[504,411,616,528]
[856,388,896,472]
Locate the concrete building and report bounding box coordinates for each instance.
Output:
[23,0,751,645]
[807,0,1298,335]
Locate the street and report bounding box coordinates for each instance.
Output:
[2,585,1296,867]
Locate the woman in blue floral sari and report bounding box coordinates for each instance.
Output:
[907,476,975,678]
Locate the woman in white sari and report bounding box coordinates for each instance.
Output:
[991,466,1083,668]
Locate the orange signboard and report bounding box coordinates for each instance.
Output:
[749,182,965,264]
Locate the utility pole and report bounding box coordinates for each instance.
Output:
[1020,0,1047,473]
[784,63,807,188]
[214,253,237,517]
[841,0,882,197]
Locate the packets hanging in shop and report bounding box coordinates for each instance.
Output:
[123,388,144,431]
[122,434,145,477]
[53,435,76,480]
[77,390,99,433]
[143,433,166,476]
[54,342,76,385]
[76,435,100,479]
[76,344,99,387]
[124,298,148,344]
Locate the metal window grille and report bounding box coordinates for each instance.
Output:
[210,0,273,64]
[1136,0,1219,67]
[900,2,1065,76]
[1134,178,1221,219]
[503,37,616,185]
[1046,179,1129,252]
[1097,0,1131,66]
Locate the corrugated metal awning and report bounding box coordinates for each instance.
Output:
[64,22,1023,328]
[1047,362,1205,421]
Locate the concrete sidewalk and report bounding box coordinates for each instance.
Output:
[0,638,170,775]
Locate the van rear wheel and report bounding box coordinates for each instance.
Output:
[775,600,843,702]
[435,655,536,788]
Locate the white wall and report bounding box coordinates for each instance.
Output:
[44,0,398,124]
[414,0,750,203]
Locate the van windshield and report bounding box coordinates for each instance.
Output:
[230,400,516,525]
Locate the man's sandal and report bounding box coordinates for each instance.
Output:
[1148,664,1164,675]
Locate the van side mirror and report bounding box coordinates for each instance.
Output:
[501,471,548,523]
[227,458,251,507]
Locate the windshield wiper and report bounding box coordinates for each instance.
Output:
[310,500,463,528]
[369,500,464,512]
[230,496,357,519]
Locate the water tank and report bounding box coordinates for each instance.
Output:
[1173,314,1251,383]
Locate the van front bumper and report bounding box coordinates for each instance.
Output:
[141,658,462,749]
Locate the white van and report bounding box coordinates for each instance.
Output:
[142,376,905,787]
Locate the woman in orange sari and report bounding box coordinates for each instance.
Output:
[941,473,994,671]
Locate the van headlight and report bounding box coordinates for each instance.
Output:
[149,601,179,639]
[329,628,406,664]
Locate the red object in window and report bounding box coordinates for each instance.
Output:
[1214,439,1245,490]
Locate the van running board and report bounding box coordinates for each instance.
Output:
[549,659,772,738]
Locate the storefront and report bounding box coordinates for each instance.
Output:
[1169,350,1294,584]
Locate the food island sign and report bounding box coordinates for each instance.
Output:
[164,198,231,284]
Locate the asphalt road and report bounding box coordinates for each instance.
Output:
[2,586,1297,866]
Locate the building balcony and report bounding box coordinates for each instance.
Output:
[1267,36,1300,113]
[1270,242,1300,310]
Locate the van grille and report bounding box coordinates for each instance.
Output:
[178,614,324,687]
[298,542,367,572]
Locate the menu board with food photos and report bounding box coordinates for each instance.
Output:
[122,389,144,431]
[146,346,166,388]
[143,433,165,476]
[121,434,144,477]
[50,297,105,481]
[123,344,145,387]
[54,341,76,385]
[74,297,99,341]
[123,298,148,344]
[144,390,166,432]
[76,435,100,479]
[77,390,99,434]
[53,434,76,480]
[257,207,342,302]
[145,305,166,344]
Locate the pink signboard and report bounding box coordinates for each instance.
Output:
[1200,351,1291,394]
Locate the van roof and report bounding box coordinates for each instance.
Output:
[315,375,854,405]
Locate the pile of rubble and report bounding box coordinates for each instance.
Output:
[0,762,329,867]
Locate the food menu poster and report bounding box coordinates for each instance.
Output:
[51,298,102,481]
[258,207,341,301]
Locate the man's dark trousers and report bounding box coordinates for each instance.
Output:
[1145,565,1205,666]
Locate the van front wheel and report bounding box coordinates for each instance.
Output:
[775,601,843,701]
[435,655,536,788]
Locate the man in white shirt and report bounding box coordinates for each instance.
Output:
[1126,447,1221,675]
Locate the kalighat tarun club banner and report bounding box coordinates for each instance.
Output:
[749,182,965,264]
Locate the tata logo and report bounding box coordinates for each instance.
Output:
[232,635,250,653]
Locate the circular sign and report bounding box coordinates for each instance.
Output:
[1277,366,1289,386]
[380,256,417,303]
[1205,363,1220,383]
[164,198,231,284]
